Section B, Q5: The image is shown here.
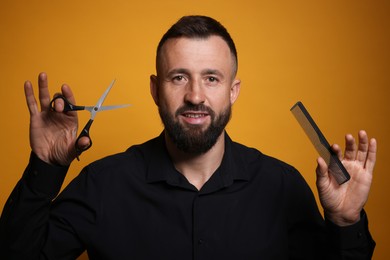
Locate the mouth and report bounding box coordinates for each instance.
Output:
[180,111,210,125]
[183,112,208,118]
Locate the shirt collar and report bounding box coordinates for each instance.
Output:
[146,131,250,192]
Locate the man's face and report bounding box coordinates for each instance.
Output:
[150,36,240,154]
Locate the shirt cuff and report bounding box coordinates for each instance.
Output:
[325,210,373,250]
[23,152,69,198]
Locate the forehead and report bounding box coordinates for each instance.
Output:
[158,36,235,74]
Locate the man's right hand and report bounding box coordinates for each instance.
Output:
[24,72,89,166]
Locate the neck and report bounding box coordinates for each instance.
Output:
[164,131,225,190]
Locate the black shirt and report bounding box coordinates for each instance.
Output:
[0,132,375,259]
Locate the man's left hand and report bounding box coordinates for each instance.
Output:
[316,130,377,226]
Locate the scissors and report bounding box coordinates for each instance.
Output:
[50,79,130,160]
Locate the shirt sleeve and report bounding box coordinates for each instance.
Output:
[0,153,69,259]
[325,210,376,259]
[284,165,375,260]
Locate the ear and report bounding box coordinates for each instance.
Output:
[150,75,159,106]
[230,78,241,105]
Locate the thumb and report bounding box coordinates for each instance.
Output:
[76,136,92,150]
[72,136,93,160]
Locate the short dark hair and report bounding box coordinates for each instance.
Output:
[156,15,238,76]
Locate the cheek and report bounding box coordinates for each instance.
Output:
[159,90,182,113]
[209,91,232,112]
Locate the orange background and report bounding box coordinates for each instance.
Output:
[1,1,389,259]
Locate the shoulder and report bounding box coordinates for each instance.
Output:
[228,139,317,211]
[83,136,162,180]
[229,138,312,194]
[231,139,299,176]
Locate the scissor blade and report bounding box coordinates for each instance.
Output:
[91,79,116,119]
[98,104,131,112]
[96,79,116,108]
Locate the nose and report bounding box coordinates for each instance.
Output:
[184,79,205,105]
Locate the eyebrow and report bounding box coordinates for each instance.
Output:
[166,68,225,79]
[166,68,190,78]
[201,69,224,79]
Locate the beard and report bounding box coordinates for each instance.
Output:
[159,103,231,154]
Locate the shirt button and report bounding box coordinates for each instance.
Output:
[33,170,38,176]
[198,239,204,245]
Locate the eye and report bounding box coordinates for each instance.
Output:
[208,77,217,82]
[173,75,183,81]
[205,76,219,86]
[172,75,187,84]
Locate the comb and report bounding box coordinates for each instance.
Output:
[290,101,350,185]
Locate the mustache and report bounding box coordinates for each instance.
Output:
[175,104,215,117]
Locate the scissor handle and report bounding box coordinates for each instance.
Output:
[50,95,85,112]
[75,119,93,160]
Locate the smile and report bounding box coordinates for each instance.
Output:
[183,113,208,118]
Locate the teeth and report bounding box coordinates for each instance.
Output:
[185,114,205,118]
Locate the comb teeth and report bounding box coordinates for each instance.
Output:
[290,101,350,185]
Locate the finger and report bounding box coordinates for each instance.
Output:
[61,84,77,104]
[365,138,377,173]
[76,136,91,150]
[356,130,369,164]
[316,157,330,185]
[343,134,357,161]
[52,94,65,112]
[331,143,343,160]
[51,83,76,113]
[24,80,38,116]
[38,72,51,111]
[60,84,78,117]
